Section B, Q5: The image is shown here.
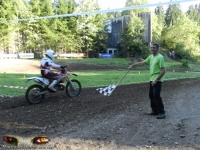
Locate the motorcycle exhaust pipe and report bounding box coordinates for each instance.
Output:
[37,91,48,95]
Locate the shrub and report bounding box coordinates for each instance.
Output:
[181,59,189,68]
[175,50,192,61]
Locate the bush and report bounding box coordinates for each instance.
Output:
[130,42,150,59]
[175,51,192,61]
[181,59,189,68]
[175,43,186,51]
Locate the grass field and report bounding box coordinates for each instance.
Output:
[1,57,200,96]
[1,70,200,96]
[55,58,200,71]
[55,58,131,67]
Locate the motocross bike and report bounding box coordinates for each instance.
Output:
[25,67,81,104]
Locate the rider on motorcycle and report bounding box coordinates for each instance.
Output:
[40,49,66,91]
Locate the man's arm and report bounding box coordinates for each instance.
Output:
[128,61,145,70]
[156,67,166,81]
[49,61,62,69]
[151,67,166,86]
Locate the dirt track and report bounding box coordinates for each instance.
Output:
[0,59,120,74]
[1,60,200,150]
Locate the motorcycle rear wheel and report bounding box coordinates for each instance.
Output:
[66,79,81,98]
[25,84,45,104]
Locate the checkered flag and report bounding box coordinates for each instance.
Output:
[96,84,117,96]
[96,70,130,97]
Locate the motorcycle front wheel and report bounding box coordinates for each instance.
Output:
[25,84,45,104]
[66,79,81,98]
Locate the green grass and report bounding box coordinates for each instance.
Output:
[164,60,200,72]
[1,70,200,96]
[0,73,38,96]
[16,58,200,71]
[54,58,131,67]
[1,57,200,96]
[77,70,200,87]
[59,58,200,71]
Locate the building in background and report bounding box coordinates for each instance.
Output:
[106,12,152,57]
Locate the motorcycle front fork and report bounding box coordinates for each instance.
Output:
[65,77,75,89]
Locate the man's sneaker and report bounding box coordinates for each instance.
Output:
[156,114,165,119]
[147,112,159,115]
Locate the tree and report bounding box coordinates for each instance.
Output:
[92,27,109,54]
[120,0,150,57]
[0,0,25,53]
[76,0,107,55]
[122,0,149,15]
[120,11,149,57]
[13,0,30,53]
[155,6,165,26]
[161,14,200,59]
[187,4,200,24]
[152,12,163,43]
[38,0,55,50]
[53,0,78,53]
[27,0,42,51]
[153,6,165,43]
[106,11,121,19]
[165,4,183,26]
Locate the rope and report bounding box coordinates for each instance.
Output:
[0,85,28,90]
[0,0,198,23]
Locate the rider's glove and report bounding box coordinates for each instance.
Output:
[60,65,66,69]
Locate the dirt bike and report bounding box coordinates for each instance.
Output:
[25,67,81,104]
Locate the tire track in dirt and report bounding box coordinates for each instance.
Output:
[1,59,200,149]
[1,79,200,149]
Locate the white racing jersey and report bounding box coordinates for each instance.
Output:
[40,57,61,75]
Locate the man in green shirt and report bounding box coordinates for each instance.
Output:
[128,43,166,119]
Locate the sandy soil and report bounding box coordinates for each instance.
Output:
[0,59,200,150]
[0,59,120,74]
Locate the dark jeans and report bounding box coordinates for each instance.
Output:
[149,81,165,114]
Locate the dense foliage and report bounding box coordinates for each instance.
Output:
[0,0,200,60]
[153,3,200,61]
[0,0,107,56]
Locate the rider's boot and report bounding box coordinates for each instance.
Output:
[48,80,58,91]
[58,82,65,87]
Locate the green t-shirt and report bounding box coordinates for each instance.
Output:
[144,53,165,82]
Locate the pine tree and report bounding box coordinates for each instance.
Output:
[198,4,200,25]
[92,13,108,54]
[152,12,163,43]
[187,4,200,24]
[153,6,165,43]
[122,0,149,15]
[161,14,200,58]
[165,4,183,26]
[76,0,107,54]
[14,0,31,53]
[0,0,17,53]
[120,11,149,57]
[119,0,150,57]
[27,0,42,51]
[106,11,122,19]
[38,0,55,50]
[155,6,165,26]
[187,5,198,19]
[53,0,78,53]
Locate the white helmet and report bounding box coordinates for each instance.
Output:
[45,49,55,60]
